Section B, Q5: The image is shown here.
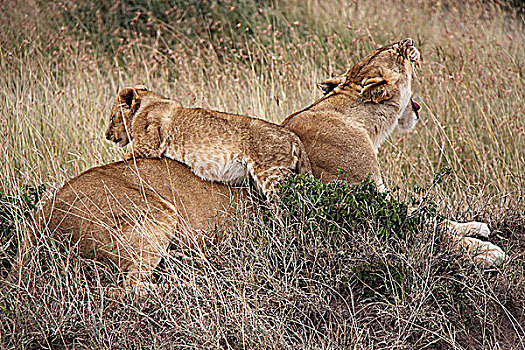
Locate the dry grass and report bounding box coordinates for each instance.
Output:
[0,0,524,348]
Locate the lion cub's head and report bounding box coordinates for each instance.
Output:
[105,85,149,147]
[105,85,178,147]
[318,38,422,131]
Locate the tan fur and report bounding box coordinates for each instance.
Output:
[14,39,504,295]
[281,38,421,189]
[17,159,244,295]
[105,87,311,200]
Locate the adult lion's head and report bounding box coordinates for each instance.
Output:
[318,38,422,131]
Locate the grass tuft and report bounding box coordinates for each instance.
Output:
[278,174,439,241]
[0,184,45,274]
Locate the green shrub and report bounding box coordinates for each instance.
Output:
[277,174,440,241]
[351,260,407,298]
[271,174,448,301]
[0,185,46,273]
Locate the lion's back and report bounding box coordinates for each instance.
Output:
[38,158,245,248]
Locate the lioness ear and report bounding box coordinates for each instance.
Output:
[318,76,346,95]
[360,77,393,103]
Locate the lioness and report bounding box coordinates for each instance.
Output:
[14,39,505,295]
[282,38,422,187]
[104,86,311,200]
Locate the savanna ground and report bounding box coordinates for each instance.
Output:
[0,0,524,348]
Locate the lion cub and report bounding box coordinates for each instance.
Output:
[105,86,311,199]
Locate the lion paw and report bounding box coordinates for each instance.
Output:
[106,281,161,301]
[457,236,506,268]
[444,220,490,238]
[461,221,490,238]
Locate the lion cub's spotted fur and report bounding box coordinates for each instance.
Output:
[105,87,311,198]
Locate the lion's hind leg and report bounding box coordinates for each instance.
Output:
[106,219,173,299]
[455,236,506,268]
[246,143,311,201]
[248,164,293,201]
[441,219,506,267]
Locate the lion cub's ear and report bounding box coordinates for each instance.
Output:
[117,88,133,107]
[359,76,396,103]
[117,87,140,113]
[318,76,346,95]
